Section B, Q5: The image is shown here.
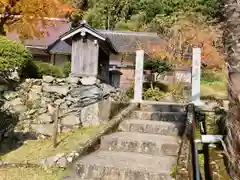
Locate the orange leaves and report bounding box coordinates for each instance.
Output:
[0,0,74,39]
[146,17,224,70]
[59,3,74,15]
[174,19,224,69]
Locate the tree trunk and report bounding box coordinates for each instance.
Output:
[224,1,240,179]
[0,22,6,35]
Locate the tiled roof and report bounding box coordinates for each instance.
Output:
[50,29,166,54]
[7,20,166,54]
[100,30,165,53]
[7,19,71,49]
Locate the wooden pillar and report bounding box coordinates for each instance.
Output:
[133,50,144,103]
[50,54,55,65]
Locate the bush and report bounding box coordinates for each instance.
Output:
[0,36,32,72]
[34,61,64,78]
[144,58,172,73]
[21,60,41,78]
[125,84,134,98]
[143,87,167,101]
[63,61,71,77]
[23,61,65,78]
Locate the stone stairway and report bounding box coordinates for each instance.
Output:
[64,103,186,180]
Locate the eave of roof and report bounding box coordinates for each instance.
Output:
[60,21,118,54]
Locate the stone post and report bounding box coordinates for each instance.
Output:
[133,50,144,103]
[191,48,203,106]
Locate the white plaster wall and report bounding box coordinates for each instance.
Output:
[109,54,135,89]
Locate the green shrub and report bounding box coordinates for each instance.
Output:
[0,36,32,72]
[34,61,64,78]
[143,82,169,92]
[22,61,65,78]
[21,60,41,78]
[144,58,172,73]
[143,87,167,101]
[63,61,71,77]
[125,84,134,98]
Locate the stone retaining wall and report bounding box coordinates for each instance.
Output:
[175,135,192,180]
[175,111,192,180]
[0,76,125,139]
[0,103,138,169]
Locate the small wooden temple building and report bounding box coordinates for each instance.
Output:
[60,21,118,83]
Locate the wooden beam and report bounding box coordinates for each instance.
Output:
[61,27,106,41]
[50,54,55,65]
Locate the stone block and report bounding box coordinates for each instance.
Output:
[5,97,27,113]
[13,105,27,113]
[98,98,111,121]
[43,75,55,83]
[37,114,53,124]
[81,103,100,127]
[43,84,70,96]
[56,78,65,83]
[81,98,112,127]
[28,85,42,102]
[76,151,175,180]
[119,120,185,136]
[3,91,18,100]
[100,132,180,156]
[56,156,68,168]
[131,111,186,122]
[31,124,55,136]
[140,103,186,112]
[67,77,80,84]
[61,114,80,127]
[55,99,65,105]
[80,76,97,85]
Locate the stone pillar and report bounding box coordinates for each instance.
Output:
[191,48,203,105]
[81,97,111,127]
[133,50,144,103]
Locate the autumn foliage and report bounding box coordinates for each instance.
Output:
[147,16,225,70]
[0,0,73,39]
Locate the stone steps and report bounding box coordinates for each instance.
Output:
[131,110,186,122]
[63,103,186,180]
[140,103,186,112]
[75,150,175,180]
[119,119,185,136]
[100,132,180,156]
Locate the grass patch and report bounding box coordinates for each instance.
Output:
[209,148,230,180]
[170,164,177,178]
[200,70,227,98]
[0,167,67,180]
[0,124,106,164]
[200,81,227,98]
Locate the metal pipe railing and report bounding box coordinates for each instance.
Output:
[187,103,224,180]
[186,103,201,180]
[198,112,212,180]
